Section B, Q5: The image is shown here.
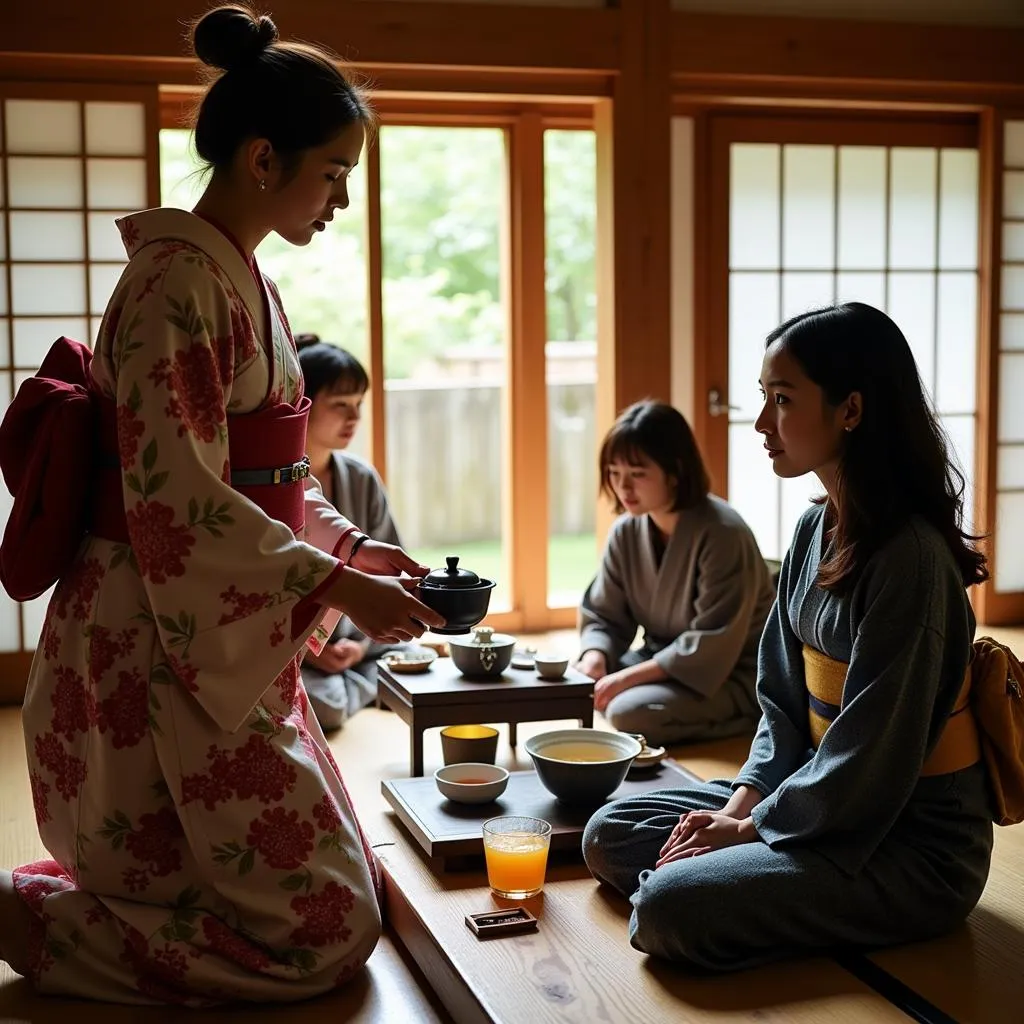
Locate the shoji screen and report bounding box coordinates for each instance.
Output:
[0,84,159,701]
[995,120,1024,596]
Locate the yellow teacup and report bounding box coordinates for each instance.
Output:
[440,724,499,766]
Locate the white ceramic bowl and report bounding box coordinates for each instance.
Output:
[434,763,510,804]
[534,654,569,680]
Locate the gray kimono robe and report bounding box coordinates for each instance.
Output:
[579,496,775,744]
[582,504,994,971]
[301,452,404,729]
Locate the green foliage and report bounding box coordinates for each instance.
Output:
[158,125,596,380]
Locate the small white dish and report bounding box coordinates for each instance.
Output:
[511,646,537,670]
[382,646,438,674]
[629,744,668,771]
[434,763,509,804]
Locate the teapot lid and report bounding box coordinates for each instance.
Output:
[422,556,481,589]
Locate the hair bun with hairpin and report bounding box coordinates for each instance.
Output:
[193,5,279,73]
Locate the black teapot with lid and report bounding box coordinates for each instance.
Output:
[415,556,496,635]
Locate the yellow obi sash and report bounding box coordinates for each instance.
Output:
[802,644,982,777]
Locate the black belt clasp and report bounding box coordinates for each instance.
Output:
[233,456,312,487]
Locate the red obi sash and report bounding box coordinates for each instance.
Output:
[0,337,309,601]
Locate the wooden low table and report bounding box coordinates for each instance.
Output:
[376,656,594,777]
[383,760,699,866]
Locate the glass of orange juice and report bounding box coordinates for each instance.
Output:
[482,816,552,899]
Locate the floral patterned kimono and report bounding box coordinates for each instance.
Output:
[14,208,382,1004]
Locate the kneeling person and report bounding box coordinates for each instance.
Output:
[298,336,411,729]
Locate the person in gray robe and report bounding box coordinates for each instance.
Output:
[577,401,775,746]
[582,303,994,971]
[297,336,410,730]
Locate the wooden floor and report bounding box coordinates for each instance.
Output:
[2,625,1023,1021]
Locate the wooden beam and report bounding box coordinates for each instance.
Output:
[672,76,1024,113]
[974,108,1024,627]
[593,0,672,547]
[161,88,596,130]
[0,53,615,100]
[504,114,549,629]
[672,12,1024,90]
[0,1,620,73]
[973,105,1001,626]
[595,0,673,424]
[690,112,729,498]
[364,138,387,487]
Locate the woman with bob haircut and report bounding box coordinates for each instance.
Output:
[576,400,774,746]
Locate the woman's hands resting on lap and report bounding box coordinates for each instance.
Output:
[305,637,368,674]
[656,784,764,867]
[575,649,607,681]
[576,651,670,713]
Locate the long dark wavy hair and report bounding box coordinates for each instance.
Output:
[766,302,988,592]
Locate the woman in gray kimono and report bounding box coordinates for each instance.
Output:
[297,336,409,730]
[582,303,993,971]
[576,401,775,745]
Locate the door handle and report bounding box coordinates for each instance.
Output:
[708,388,740,418]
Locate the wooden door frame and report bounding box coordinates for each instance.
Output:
[977,107,1024,626]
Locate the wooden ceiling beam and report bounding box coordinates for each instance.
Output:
[4,4,1021,104]
[672,12,1024,90]
[0,1,620,73]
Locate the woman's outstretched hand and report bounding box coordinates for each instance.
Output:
[349,539,430,579]
[324,569,445,643]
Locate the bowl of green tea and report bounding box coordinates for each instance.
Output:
[524,729,642,804]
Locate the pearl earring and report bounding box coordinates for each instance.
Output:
[258,179,267,192]
[844,426,853,433]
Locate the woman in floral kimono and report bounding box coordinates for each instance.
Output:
[583,303,993,970]
[0,5,445,1003]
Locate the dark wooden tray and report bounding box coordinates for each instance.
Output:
[382,760,700,862]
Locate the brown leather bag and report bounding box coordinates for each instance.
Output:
[971,637,1024,826]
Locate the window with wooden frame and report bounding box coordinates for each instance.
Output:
[0,82,161,702]
[160,92,602,639]
[692,113,980,557]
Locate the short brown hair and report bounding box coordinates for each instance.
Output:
[599,400,710,513]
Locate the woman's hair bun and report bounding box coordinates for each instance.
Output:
[193,5,279,73]
[294,333,322,351]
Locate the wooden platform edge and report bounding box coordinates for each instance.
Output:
[835,952,959,1024]
[380,857,493,1024]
